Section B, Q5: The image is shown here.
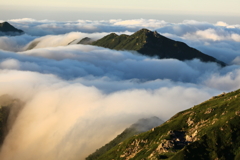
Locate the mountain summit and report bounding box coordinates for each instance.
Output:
[91,29,225,66]
[0,22,24,36]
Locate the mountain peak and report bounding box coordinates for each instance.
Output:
[0,22,10,27]
[132,28,156,38]
[91,29,225,66]
[134,28,151,34]
[0,21,24,36]
[133,28,161,39]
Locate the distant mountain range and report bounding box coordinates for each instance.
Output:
[0,22,24,36]
[89,88,240,160]
[89,29,225,66]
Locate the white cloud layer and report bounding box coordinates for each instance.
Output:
[1,18,239,64]
[0,70,216,160]
[0,18,240,160]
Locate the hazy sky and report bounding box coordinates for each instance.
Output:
[1,0,240,23]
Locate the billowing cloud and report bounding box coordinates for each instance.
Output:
[0,70,215,160]
[0,46,228,83]
[0,18,240,160]
[6,19,138,36]
[23,31,132,50]
[1,18,239,65]
[0,34,36,52]
[0,64,238,160]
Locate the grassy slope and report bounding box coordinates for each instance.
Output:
[91,29,148,51]
[96,89,240,160]
[86,117,163,160]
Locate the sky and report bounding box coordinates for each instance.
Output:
[1,0,240,23]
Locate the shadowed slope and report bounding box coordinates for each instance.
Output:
[0,22,24,36]
[0,95,24,147]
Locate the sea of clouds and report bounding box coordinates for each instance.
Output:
[0,18,240,160]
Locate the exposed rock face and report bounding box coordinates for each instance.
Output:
[157,139,175,153]
[0,22,24,36]
[91,28,225,66]
[119,138,148,160]
[94,89,240,160]
[205,108,214,114]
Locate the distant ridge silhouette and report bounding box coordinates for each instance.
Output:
[0,22,24,36]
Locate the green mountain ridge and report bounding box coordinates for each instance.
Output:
[90,29,225,66]
[92,89,240,160]
[86,117,164,160]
